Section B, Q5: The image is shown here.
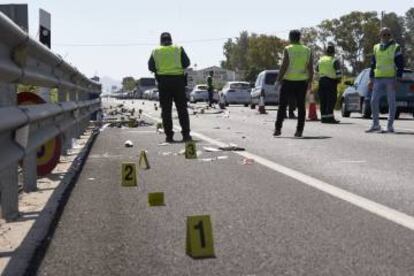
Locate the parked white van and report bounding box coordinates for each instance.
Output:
[250,70,279,108]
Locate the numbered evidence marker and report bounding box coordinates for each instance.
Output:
[186,215,215,259]
[148,192,165,207]
[121,163,138,187]
[185,141,197,159]
[139,151,150,170]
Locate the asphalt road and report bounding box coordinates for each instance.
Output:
[37,99,414,275]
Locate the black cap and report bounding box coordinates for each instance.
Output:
[160,32,172,45]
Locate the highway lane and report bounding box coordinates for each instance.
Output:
[131,100,414,218]
[36,99,414,275]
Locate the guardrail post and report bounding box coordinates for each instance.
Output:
[59,89,71,155]
[0,83,19,220]
[0,163,19,220]
[22,152,37,192]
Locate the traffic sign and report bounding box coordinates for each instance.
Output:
[121,163,137,187]
[17,92,62,176]
[186,215,215,258]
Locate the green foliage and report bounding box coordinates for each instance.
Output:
[222,8,414,82]
[221,31,287,82]
[17,84,39,93]
[122,76,137,91]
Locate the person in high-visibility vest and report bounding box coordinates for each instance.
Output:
[148,32,192,142]
[274,30,314,137]
[366,27,404,133]
[316,43,342,124]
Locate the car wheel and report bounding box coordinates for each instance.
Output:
[341,99,351,118]
[250,104,256,109]
[361,100,371,119]
[244,103,249,107]
[394,110,401,120]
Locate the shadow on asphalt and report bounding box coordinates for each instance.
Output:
[274,136,332,140]
[394,131,414,135]
[7,212,41,223]
[0,252,14,258]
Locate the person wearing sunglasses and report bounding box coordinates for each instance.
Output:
[366,27,404,133]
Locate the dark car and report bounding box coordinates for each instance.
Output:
[341,69,414,119]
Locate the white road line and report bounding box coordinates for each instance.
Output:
[144,113,414,232]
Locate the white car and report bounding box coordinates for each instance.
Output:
[220,81,251,106]
[142,89,151,99]
[190,85,217,103]
[250,70,279,108]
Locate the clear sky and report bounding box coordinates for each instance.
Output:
[3,0,413,81]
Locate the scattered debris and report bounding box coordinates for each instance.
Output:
[158,143,171,146]
[219,145,245,151]
[242,158,254,165]
[203,147,222,152]
[124,140,134,148]
[199,156,228,162]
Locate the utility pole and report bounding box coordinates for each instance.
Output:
[380,11,385,29]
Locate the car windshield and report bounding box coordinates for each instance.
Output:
[196,85,208,90]
[264,73,278,85]
[230,83,250,90]
[140,78,156,86]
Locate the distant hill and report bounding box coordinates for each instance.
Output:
[100,76,121,94]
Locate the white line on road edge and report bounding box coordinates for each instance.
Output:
[144,113,414,232]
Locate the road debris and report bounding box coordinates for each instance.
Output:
[124,140,134,148]
[242,158,255,165]
[199,156,229,162]
[219,145,245,151]
[203,147,222,152]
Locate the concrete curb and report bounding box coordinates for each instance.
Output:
[3,128,100,276]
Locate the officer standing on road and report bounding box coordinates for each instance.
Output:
[207,70,214,107]
[148,32,192,142]
[366,27,404,133]
[274,30,314,137]
[316,43,342,124]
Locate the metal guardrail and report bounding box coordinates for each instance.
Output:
[0,13,102,221]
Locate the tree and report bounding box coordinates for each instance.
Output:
[332,11,380,74]
[221,32,286,82]
[404,8,414,67]
[122,76,136,91]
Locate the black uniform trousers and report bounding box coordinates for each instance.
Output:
[275,80,308,131]
[157,75,190,138]
[208,90,214,106]
[318,77,338,121]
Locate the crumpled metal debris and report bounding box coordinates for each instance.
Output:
[124,140,134,148]
[218,145,245,151]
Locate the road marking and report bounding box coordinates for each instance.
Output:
[143,113,414,232]
[334,160,367,164]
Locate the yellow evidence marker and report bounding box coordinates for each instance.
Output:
[121,163,138,187]
[186,215,215,259]
[185,141,197,159]
[148,192,165,207]
[139,151,150,170]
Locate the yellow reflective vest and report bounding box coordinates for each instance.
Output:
[318,55,337,79]
[284,44,311,81]
[374,43,399,78]
[152,45,184,76]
